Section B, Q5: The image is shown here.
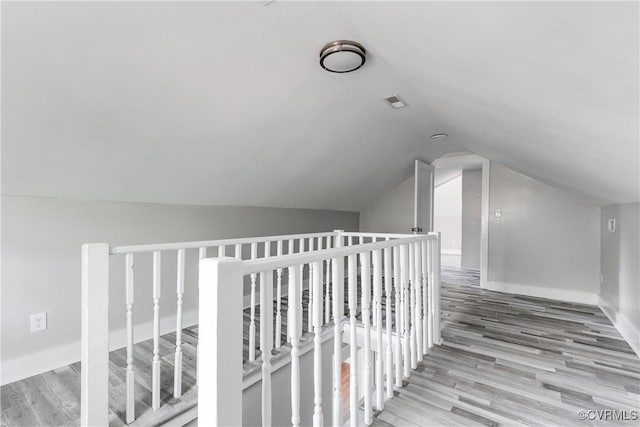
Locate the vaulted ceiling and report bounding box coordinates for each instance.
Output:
[2,1,638,210]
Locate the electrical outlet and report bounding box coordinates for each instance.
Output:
[30,312,47,333]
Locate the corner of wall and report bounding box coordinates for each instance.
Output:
[598,295,640,358]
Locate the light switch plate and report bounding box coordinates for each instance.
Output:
[607,218,616,232]
[494,209,502,219]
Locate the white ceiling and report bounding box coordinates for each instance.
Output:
[2,1,638,210]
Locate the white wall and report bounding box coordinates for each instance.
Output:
[359,176,413,234]
[434,175,462,254]
[486,163,601,304]
[0,195,358,384]
[599,202,639,355]
[461,169,482,269]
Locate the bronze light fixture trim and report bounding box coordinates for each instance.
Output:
[319,40,366,73]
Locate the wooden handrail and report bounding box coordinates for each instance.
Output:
[110,231,338,254]
[242,234,436,275]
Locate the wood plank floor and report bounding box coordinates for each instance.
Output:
[3,256,638,426]
[373,256,640,427]
[0,278,339,426]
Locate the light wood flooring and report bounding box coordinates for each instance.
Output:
[3,256,639,426]
[1,278,342,427]
[373,256,640,426]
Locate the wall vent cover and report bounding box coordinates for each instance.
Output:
[383,94,408,109]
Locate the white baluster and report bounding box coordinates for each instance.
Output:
[347,254,359,427]
[249,242,258,362]
[434,232,442,344]
[332,233,344,426]
[260,271,273,426]
[373,249,384,411]
[360,251,372,424]
[400,245,410,378]
[325,237,331,324]
[414,242,423,363]
[288,266,302,427]
[383,244,393,399]
[275,241,283,348]
[298,238,305,254]
[408,243,417,370]
[125,253,135,424]
[174,249,185,398]
[312,260,324,427]
[264,242,273,350]
[393,246,402,387]
[197,247,206,386]
[152,251,161,410]
[426,239,434,350]
[308,238,315,333]
[421,240,429,354]
[298,238,304,335]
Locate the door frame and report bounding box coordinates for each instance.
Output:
[414,159,435,233]
[431,154,490,289]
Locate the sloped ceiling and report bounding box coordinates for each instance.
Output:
[2,1,638,210]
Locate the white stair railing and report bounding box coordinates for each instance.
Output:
[80,230,441,427]
[199,231,441,426]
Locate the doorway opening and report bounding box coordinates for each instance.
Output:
[432,155,487,287]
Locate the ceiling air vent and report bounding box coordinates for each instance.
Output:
[382,94,408,109]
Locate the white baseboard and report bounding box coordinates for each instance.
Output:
[1,309,198,386]
[442,249,462,255]
[1,340,81,386]
[4,274,310,385]
[597,296,640,358]
[484,280,599,305]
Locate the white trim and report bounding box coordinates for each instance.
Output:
[431,154,490,289]
[1,309,198,386]
[598,296,640,358]
[441,249,461,255]
[1,340,80,386]
[432,154,486,169]
[484,280,599,305]
[414,159,435,232]
[480,160,490,289]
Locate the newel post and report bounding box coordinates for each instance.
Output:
[198,257,243,427]
[81,243,110,427]
[333,229,344,248]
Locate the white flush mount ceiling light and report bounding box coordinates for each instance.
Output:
[431,134,448,140]
[319,40,366,73]
[382,94,408,109]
